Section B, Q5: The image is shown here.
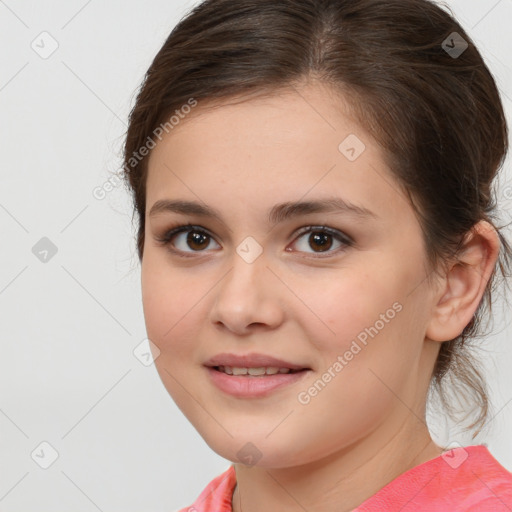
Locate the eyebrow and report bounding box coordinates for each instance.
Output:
[148,197,378,226]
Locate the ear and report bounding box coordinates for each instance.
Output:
[425,220,500,342]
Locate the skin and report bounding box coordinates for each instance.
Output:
[141,80,500,512]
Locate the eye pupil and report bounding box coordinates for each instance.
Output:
[188,231,209,250]
[310,232,332,252]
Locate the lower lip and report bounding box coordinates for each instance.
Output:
[205,367,310,398]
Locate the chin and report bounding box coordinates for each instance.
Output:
[197,431,306,469]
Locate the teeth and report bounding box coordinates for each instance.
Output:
[218,366,292,376]
[247,367,266,376]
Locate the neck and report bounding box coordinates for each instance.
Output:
[231,418,443,512]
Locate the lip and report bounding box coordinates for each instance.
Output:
[205,366,311,398]
[203,352,310,371]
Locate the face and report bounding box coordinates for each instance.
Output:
[141,81,440,469]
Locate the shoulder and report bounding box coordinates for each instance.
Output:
[454,445,512,512]
[175,464,236,512]
[415,445,512,511]
[355,445,512,512]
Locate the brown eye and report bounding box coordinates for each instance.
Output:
[290,226,352,256]
[186,230,210,251]
[307,231,334,252]
[157,225,221,254]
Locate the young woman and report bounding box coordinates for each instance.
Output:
[122,0,512,510]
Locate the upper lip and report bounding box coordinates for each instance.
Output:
[204,352,310,370]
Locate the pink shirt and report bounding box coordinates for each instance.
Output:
[177,445,512,511]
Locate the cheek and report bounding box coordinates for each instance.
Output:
[303,269,414,388]
[301,270,390,346]
[141,257,206,411]
[141,254,202,352]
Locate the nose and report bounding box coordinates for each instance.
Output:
[208,247,285,335]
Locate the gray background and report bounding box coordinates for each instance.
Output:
[0,1,511,511]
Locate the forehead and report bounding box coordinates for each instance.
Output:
[145,83,409,224]
[149,84,357,159]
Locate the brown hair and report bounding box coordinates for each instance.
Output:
[122,0,512,437]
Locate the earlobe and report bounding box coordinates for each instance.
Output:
[425,220,500,343]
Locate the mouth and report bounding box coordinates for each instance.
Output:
[204,352,311,372]
[212,365,307,376]
[205,364,311,398]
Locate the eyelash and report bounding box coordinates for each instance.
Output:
[154,223,354,259]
